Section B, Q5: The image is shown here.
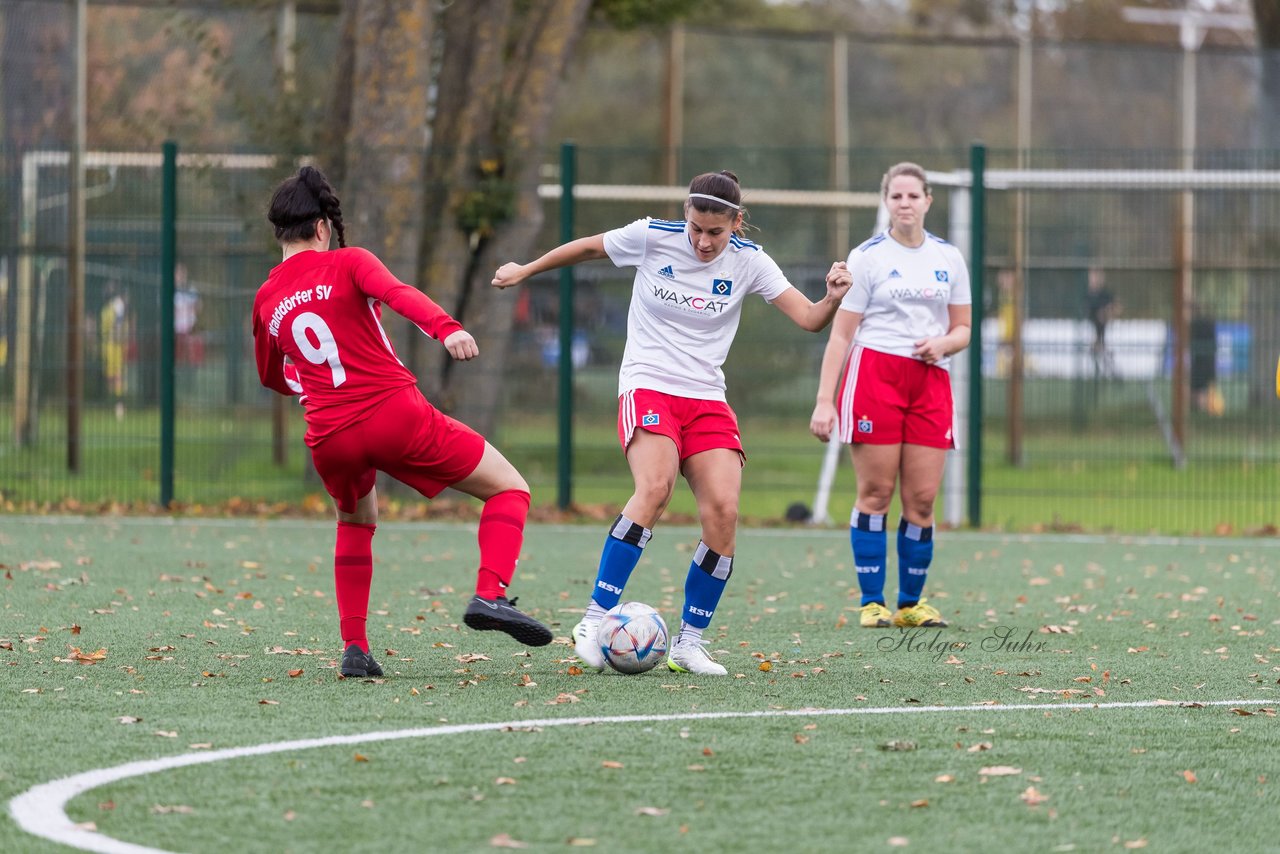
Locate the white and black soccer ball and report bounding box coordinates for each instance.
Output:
[598,602,669,674]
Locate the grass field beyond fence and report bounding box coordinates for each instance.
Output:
[2,517,1277,852]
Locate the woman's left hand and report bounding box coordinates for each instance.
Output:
[912,337,947,365]
[443,330,479,361]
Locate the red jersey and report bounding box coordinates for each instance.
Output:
[252,247,462,446]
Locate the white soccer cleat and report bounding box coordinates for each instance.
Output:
[572,619,605,671]
[666,635,727,676]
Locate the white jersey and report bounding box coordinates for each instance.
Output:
[603,217,793,400]
[841,229,971,368]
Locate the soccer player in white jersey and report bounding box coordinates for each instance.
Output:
[493,170,852,675]
[809,162,972,630]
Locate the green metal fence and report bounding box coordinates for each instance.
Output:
[3,142,1280,535]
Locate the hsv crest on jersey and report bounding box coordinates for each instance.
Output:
[712,278,733,296]
[934,270,949,282]
[658,265,676,280]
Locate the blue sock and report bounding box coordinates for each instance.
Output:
[851,510,886,606]
[897,517,934,608]
[681,541,733,631]
[589,514,651,613]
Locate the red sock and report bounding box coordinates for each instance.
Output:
[334,521,375,653]
[476,489,530,599]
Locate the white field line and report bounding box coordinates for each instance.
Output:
[8,698,1266,854]
[7,514,1280,549]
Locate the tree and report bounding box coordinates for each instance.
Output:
[328,0,715,434]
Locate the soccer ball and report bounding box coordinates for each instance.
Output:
[598,602,669,674]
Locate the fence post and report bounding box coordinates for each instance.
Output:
[160,140,177,508]
[967,143,985,529]
[557,141,576,510]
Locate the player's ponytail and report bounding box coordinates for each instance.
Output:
[268,165,347,248]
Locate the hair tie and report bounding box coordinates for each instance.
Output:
[688,192,741,211]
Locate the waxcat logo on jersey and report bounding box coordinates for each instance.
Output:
[712,278,733,296]
[887,286,948,302]
[649,284,730,314]
[857,416,873,433]
[935,270,949,282]
[658,265,676,280]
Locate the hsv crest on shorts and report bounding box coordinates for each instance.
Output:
[642,412,660,426]
[857,417,873,433]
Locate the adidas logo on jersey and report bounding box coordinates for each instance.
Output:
[888,269,902,278]
[658,265,676,280]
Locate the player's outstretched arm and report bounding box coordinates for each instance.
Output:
[493,234,609,289]
[772,261,853,332]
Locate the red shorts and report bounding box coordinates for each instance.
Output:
[836,346,955,448]
[618,389,745,463]
[309,385,486,513]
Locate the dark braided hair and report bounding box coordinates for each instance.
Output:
[268,165,347,248]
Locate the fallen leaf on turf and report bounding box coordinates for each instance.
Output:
[635,807,669,816]
[288,669,304,678]
[188,743,212,750]
[490,833,528,849]
[153,731,177,738]
[966,742,993,752]
[566,838,597,847]
[69,624,81,635]
[910,799,929,808]
[1182,770,1197,783]
[935,775,954,783]
[495,777,517,785]
[283,810,296,821]
[759,661,772,671]
[879,740,916,752]
[150,805,194,814]
[258,699,279,705]
[979,766,1022,777]
[546,693,580,705]
[354,754,369,762]
[601,761,624,769]
[1039,625,1073,634]
[702,747,714,756]
[67,647,107,664]
[116,716,141,724]
[1124,840,1149,849]
[1020,786,1049,806]
[1229,708,1253,716]
[887,837,909,847]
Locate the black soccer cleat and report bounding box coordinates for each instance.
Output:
[463,595,554,647]
[340,644,384,678]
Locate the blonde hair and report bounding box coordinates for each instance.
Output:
[880,162,931,198]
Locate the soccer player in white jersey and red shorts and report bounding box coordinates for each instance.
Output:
[252,166,553,680]
[810,162,972,630]
[493,170,852,675]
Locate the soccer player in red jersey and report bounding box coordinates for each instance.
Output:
[252,166,552,678]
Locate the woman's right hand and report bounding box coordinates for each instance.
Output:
[492,262,527,289]
[810,400,837,443]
